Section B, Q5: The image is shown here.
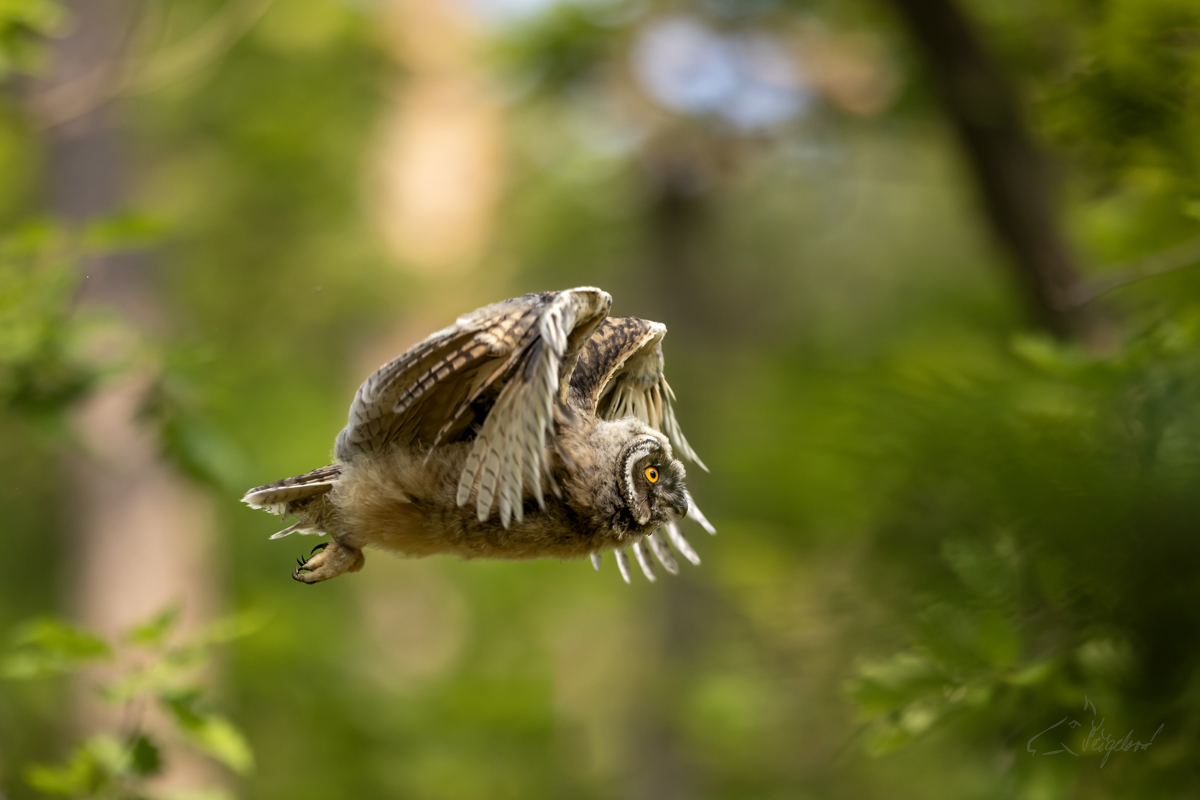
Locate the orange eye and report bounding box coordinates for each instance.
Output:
[644,467,659,483]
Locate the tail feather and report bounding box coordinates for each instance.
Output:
[242,465,341,521]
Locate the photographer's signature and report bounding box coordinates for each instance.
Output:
[1027,696,1163,768]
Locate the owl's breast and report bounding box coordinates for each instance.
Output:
[331,441,621,561]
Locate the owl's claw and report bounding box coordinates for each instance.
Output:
[291,541,364,584]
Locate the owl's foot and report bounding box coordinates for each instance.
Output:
[292,541,364,584]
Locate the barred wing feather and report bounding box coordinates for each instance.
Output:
[571,317,706,469]
[456,289,610,526]
[334,287,611,528]
[571,317,714,582]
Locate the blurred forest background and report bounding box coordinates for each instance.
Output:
[3,0,1200,797]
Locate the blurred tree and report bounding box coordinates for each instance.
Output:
[886,0,1112,346]
[32,1,224,793]
[3,0,1200,799]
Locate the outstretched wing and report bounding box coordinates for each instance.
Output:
[336,287,611,527]
[571,317,715,583]
[570,317,705,469]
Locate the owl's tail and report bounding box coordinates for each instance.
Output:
[242,464,342,538]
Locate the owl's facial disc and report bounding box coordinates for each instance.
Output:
[618,435,688,527]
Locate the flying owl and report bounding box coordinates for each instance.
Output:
[241,287,714,584]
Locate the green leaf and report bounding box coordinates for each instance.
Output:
[0,222,93,422]
[85,734,132,778]
[136,373,252,491]
[22,735,127,796]
[82,211,169,251]
[847,651,946,717]
[0,0,63,75]
[162,688,206,727]
[14,618,111,659]
[24,751,98,796]
[162,692,254,775]
[0,0,63,34]
[188,715,254,775]
[130,734,162,777]
[2,618,111,679]
[128,605,182,648]
[199,608,271,646]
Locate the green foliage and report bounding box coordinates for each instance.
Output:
[82,214,170,252]
[23,734,150,797]
[496,4,621,94]
[0,0,61,75]
[969,0,1200,267]
[4,607,261,798]
[162,691,253,777]
[0,212,173,428]
[4,0,1200,798]
[0,222,92,422]
[1,619,112,680]
[137,365,252,493]
[848,313,1200,789]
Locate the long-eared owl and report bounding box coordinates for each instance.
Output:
[242,288,714,584]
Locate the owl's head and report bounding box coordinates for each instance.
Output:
[616,432,688,528]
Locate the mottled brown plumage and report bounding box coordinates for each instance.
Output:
[242,288,713,584]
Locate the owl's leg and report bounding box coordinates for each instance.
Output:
[292,541,364,584]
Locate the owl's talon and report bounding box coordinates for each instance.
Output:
[291,541,365,584]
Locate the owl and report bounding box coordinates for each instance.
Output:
[241,287,714,584]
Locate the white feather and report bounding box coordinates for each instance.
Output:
[665,521,701,565]
[648,530,680,574]
[685,490,716,535]
[614,548,632,584]
[632,540,657,582]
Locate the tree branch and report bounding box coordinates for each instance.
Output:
[1069,236,1200,307]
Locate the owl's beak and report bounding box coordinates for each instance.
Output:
[670,494,688,518]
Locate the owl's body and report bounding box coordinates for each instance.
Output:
[243,288,712,584]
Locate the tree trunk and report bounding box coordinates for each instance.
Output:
[886,0,1113,347]
[36,0,221,792]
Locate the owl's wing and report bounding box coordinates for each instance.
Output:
[571,317,715,583]
[335,287,611,528]
[570,317,706,469]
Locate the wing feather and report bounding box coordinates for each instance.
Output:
[570,317,706,469]
[338,288,611,527]
[614,548,633,584]
[647,530,679,574]
[574,317,714,576]
[457,290,610,523]
[632,540,657,581]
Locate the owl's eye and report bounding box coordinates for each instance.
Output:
[644,466,659,483]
